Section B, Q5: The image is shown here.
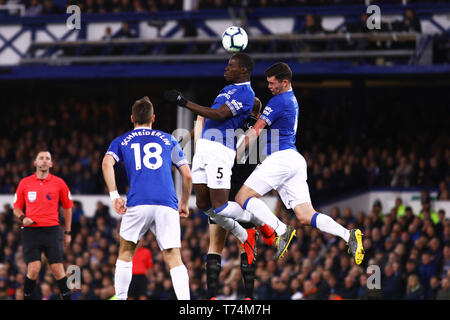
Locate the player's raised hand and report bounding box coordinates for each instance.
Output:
[178,202,190,219]
[113,198,127,215]
[164,89,188,107]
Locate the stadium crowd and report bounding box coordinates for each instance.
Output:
[0,190,449,300]
[0,93,448,199]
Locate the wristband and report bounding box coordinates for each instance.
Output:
[64,231,72,235]
[109,190,120,201]
[19,214,25,222]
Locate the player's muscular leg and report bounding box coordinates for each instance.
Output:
[193,184,211,210]
[209,188,230,209]
[50,263,66,280]
[293,202,316,225]
[208,224,227,255]
[26,261,41,280]
[118,236,138,262]
[235,184,262,207]
[162,248,183,269]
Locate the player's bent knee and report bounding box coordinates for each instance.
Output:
[293,202,316,225]
[162,248,183,269]
[235,191,249,207]
[196,200,211,211]
[27,261,41,279]
[50,263,66,280]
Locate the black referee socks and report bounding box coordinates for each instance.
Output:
[24,276,36,300]
[56,276,72,300]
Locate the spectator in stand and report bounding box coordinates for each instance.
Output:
[96,0,108,13]
[391,156,413,188]
[159,0,180,11]
[418,251,437,291]
[301,13,324,34]
[426,275,441,300]
[24,0,42,16]
[120,0,133,12]
[392,8,422,33]
[132,0,145,12]
[145,0,158,12]
[113,22,137,38]
[85,0,97,13]
[41,0,61,14]
[436,277,450,300]
[299,13,326,52]
[426,157,443,187]
[102,26,113,40]
[111,0,121,12]
[419,196,439,225]
[301,279,320,300]
[381,263,403,299]
[339,275,358,299]
[438,181,449,200]
[404,274,424,300]
[441,244,450,279]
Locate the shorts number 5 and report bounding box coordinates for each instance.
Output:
[216,167,223,179]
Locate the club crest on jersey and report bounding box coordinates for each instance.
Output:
[28,191,37,202]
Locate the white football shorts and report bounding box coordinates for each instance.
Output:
[191,138,236,189]
[244,148,311,209]
[120,205,181,250]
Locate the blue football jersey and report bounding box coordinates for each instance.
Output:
[106,127,187,210]
[259,89,299,156]
[202,81,255,150]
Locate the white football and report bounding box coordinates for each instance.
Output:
[222,26,248,53]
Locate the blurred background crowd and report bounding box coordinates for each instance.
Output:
[0,86,448,200]
[0,192,449,300]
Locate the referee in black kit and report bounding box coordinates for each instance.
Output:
[13,151,74,300]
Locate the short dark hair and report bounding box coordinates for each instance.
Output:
[132,96,154,125]
[232,53,254,74]
[264,62,292,82]
[252,97,262,116]
[35,150,51,160]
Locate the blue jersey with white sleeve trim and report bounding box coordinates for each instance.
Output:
[202,82,255,150]
[106,127,187,210]
[259,89,299,156]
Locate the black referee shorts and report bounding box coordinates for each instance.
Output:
[129,274,148,299]
[208,180,254,229]
[22,226,64,265]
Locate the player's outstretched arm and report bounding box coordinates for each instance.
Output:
[177,164,192,218]
[102,154,126,214]
[164,89,232,121]
[178,115,205,149]
[236,118,267,160]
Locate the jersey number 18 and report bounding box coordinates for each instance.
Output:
[131,142,163,170]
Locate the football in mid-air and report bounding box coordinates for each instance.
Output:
[222,26,248,53]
